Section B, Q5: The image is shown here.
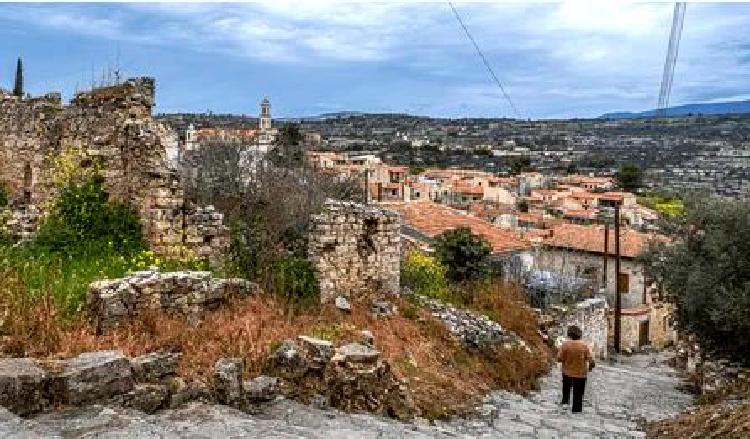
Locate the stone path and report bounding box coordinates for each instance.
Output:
[0,353,692,438]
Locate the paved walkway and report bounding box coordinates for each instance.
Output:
[0,353,692,438]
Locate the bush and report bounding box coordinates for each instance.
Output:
[272,255,318,302]
[34,177,145,253]
[434,227,492,283]
[401,250,448,299]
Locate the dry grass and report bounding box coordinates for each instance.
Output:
[0,270,551,419]
[645,400,750,438]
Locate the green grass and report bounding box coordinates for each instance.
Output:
[0,242,210,318]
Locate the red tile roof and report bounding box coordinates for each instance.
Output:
[544,223,663,258]
[382,201,530,254]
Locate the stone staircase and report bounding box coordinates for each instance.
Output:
[449,352,694,438]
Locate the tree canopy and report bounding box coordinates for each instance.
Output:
[645,195,750,362]
[616,163,642,190]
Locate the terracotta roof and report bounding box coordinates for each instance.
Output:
[544,223,663,258]
[452,184,484,195]
[563,209,599,219]
[383,201,530,254]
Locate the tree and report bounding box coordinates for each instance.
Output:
[517,198,529,213]
[508,156,532,175]
[434,227,492,282]
[268,123,305,168]
[616,163,642,191]
[12,57,23,98]
[644,196,750,362]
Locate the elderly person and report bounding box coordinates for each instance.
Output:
[557,325,595,413]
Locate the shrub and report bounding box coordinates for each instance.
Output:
[34,177,145,253]
[401,250,448,299]
[272,255,318,302]
[434,227,492,282]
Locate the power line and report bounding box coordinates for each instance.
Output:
[657,2,687,116]
[447,1,522,119]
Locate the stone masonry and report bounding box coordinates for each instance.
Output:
[0,79,227,262]
[87,270,259,331]
[308,200,400,303]
[552,297,609,359]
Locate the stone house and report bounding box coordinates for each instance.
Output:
[537,223,676,352]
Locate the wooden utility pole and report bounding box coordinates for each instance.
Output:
[614,203,622,354]
[603,223,609,288]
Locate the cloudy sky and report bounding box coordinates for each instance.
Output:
[1,1,749,119]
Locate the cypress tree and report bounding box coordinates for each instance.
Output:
[12,57,23,97]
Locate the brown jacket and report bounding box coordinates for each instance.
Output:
[557,340,594,378]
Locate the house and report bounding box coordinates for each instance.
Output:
[382,201,531,258]
[538,223,676,351]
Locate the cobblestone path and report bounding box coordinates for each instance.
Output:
[0,353,692,438]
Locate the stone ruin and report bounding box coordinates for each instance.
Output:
[308,200,400,303]
[539,297,609,359]
[266,334,415,419]
[0,78,227,262]
[87,270,259,331]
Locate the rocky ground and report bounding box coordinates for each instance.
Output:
[0,352,692,438]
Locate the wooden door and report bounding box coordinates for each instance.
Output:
[617,273,630,294]
[639,320,650,347]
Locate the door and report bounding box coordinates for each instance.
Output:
[639,320,650,347]
[617,273,630,295]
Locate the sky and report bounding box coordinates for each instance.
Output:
[1,1,749,119]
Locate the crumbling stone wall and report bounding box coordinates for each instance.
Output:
[547,297,608,359]
[309,200,400,303]
[87,270,259,331]
[0,79,227,262]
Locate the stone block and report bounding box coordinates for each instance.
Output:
[56,351,134,406]
[0,358,49,415]
[244,376,279,402]
[131,352,180,382]
[213,357,243,407]
[332,343,380,364]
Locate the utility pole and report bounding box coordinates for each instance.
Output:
[614,203,622,354]
[603,223,609,289]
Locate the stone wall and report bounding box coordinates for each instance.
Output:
[87,270,259,331]
[550,297,609,359]
[308,200,400,303]
[0,79,227,262]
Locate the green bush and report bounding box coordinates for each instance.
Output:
[434,227,492,283]
[34,177,145,253]
[401,250,449,299]
[272,255,318,302]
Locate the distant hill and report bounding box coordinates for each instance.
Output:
[600,100,750,119]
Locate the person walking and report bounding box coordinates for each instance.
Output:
[557,325,595,413]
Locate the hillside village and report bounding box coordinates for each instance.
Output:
[0,68,748,438]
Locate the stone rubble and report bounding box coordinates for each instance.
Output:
[417,295,518,349]
[334,295,351,312]
[86,269,260,330]
[266,335,416,419]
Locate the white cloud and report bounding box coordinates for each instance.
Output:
[2,2,749,117]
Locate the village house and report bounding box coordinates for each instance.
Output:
[538,223,676,352]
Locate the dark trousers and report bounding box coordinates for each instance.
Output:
[561,374,586,413]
